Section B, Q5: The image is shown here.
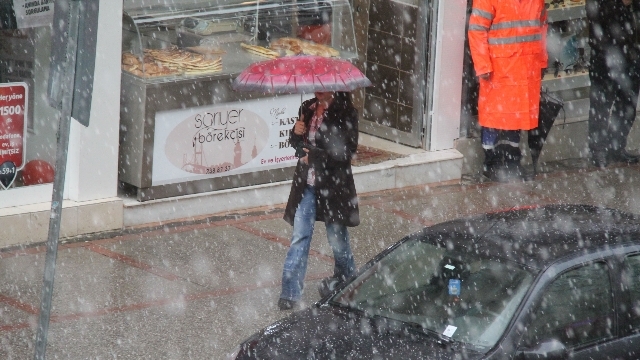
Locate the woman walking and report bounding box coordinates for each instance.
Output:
[278,91,359,310]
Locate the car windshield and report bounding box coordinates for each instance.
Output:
[331,237,534,351]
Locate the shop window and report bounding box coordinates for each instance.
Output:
[0,27,57,189]
[119,0,360,200]
[0,29,34,132]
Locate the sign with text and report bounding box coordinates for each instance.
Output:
[13,0,54,29]
[152,95,311,186]
[0,82,27,189]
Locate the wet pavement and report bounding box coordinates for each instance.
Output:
[3,158,640,359]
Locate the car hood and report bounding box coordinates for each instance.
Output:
[237,305,485,360]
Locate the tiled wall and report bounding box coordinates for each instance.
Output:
[363,0,418,132]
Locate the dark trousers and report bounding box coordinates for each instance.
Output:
[588,55,640,155]
[482,127,521,168]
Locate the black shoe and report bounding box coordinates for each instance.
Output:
[278,298,297,310]
[318,277,342,298]
[482,165,501,182]
[483,166,514,183]
[610,150,640,164]
[522,165,536,182]
[485,163,526,183]
[591,151,608,168]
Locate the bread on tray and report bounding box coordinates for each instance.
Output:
[121,47,223,77]
[269,37,339,57]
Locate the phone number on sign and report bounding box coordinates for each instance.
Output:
[206,165,231,174]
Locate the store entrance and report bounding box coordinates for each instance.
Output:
[356,0,430,148]
[458,0,594,167]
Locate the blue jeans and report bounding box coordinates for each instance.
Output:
[280,185,356,302]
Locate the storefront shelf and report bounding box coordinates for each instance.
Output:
[547,2,585,23]
[556,98,589,124]
[542,72,589,92]
[124,48,359,85]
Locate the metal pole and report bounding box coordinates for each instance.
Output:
[254,0,260,44]
[291,0,298,37]
[33,1,80,358]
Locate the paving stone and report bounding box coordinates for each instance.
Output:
[103,225,331,290]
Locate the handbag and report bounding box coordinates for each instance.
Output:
[528,88,565,167]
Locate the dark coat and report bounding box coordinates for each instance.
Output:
[283,94,360,227]
[587,0,640,62]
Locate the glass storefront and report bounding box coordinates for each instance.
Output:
[0,27,58,191]
[459,0,600,168]
[0,0,468,245]
[0,0,123,247]
[119,0,361,201]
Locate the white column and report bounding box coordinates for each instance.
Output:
[66,0,122,202]
[429,0,466,151]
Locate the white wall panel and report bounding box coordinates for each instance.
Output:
[429,0,466,151]
[67,0,122,202]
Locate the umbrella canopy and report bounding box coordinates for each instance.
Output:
[232,55,372,94]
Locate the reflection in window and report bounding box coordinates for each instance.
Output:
[524,262,613,349]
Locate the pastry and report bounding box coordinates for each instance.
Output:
[240,43,280,59]
[269,37,339,57]
[122,52,139,65]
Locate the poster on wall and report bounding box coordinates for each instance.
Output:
[0,82,27,189]
[152,95,310,186]
[12,0,54,29]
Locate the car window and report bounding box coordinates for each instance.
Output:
[332,239,534,351]
[621,254,640,333]
[522,262,614,349]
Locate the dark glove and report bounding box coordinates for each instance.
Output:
[295,144,309,158]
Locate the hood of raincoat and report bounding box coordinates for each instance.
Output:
[234,305,485,360]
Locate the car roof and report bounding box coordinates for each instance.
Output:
[412,204,640,271]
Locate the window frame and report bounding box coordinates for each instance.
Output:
[617,251,640,337]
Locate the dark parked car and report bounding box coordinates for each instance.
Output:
[229,205,640,359]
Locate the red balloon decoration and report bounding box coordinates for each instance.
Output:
[21,160,55,185]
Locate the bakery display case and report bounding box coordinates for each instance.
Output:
[122,0,357,79]
[119,0,358,201]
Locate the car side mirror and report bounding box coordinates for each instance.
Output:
[516,339,568,360]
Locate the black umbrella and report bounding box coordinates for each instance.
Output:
[528,89,564,170]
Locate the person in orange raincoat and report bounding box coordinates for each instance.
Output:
[468,0,548,181]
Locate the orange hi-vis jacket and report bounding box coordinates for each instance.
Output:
[468,0,548,130]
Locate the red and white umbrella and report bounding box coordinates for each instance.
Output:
[232,55,372,94]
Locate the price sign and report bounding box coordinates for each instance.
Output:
[0,82,27,189]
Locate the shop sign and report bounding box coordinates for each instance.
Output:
[0,82,27,189]
[152,95,309,186]
[13,0,54,29]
